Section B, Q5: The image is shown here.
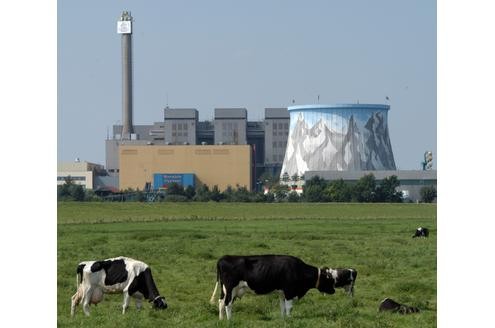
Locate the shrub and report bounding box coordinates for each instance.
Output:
[420,185,437,203]
[287,191,299,202]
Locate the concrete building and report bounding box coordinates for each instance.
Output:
[164,108,198,145]
[305,170,436,202]
[214,108,247,145]
[264,108,290,176]
[57,161,106,190]
[119,144,252,191]
[282,104,396,178]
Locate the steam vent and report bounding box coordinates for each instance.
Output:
[281,104,396,177]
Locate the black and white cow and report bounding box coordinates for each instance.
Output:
[378,298,420,314]
[412,227,429,238]
[70,256,167,316]
[330,268,358,296]
[209,255,356,320]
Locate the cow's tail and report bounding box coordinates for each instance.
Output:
[209,263,220,304]
[76,263,85,289]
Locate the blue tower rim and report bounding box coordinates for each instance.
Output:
[288,104,390,111]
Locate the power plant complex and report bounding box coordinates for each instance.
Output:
[57,11,436,202]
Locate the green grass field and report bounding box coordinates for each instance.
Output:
[58,202,436,327]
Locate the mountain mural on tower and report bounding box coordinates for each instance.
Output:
[281,111,396,177]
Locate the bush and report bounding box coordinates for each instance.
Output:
[353,174,377,202]
[287,191,300,202]
[324,179,352,202]
[303,176,328,202]
[193,185,210,202]
[376,175,403,203]
[420,185,437,203]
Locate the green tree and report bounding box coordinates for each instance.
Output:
[303,176,328,202]
[287,191,299,202]
[193,184,210,202]
[353,174,377,202]
[209,185,223,202]
[324,179,352,202]
[420,185,437,203]
[71,184,85,201]
[376,175,403,203]
[272,183,289,202]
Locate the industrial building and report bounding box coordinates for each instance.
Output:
[119,144,252,191]
[105,107,290,189]
[57,160,106,190]
[281,104,396,178]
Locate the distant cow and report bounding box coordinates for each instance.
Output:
[209,255,356,320]
[379,298,420,314]
[413,227,429,238]
[70,257,167,316]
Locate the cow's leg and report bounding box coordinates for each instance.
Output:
[133,292,144,310]
[81,286,94,316]
[284,299,294,317]
[70,287,83,316]
[224,287,234,320]
[218,284,226,320]
[279,293,286,317]
[122,291,131,314]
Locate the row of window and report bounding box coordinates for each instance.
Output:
[273,131,289,137]
[272,154,284,162]
[172,132,188,137]
[273,123,289,130]
[172,123,189,131]
[272,141,287,148]
[222,122,239,130]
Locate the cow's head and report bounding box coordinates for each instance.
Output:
[316,267,336,294]
[151,296,167,310]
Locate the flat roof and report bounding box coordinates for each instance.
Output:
[288,104,390,111]
[215,108,247,119]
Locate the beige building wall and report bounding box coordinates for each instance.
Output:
[57,171,94,189]
[119,145,252,191]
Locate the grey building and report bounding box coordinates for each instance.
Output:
[264,108,290,176]
[304,170,437,202]
[164,108,198,145]
[214,108,247,145]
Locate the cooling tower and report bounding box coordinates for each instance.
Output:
[281,104,396,177]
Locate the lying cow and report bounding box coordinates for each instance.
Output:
[70,256,167,316]
[412,227,429,238]
[209,254,356,320]
[379,298,420,314]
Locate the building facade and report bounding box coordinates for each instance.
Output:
[57,161,105,190]
[119,145,252,191]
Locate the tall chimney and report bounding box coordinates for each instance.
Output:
[117,11,134,139]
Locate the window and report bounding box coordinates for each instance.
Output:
[273,155,277,162]
[278,123,283,129]
[273,130,277,136]
[178,124,182,130]
[273,141,277,148]
[279,141,284,147]
[172,124,177,130]
[279,155,284,162]
[273,123,277,129]
[178,132,182,137]
[172,132,176,137]
[284,123,289,130]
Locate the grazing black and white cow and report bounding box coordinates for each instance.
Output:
[412,227,429,238]
[330,268,358,296]
[70,256,167,316]
[378,298,420,314]
[209,255,346,320]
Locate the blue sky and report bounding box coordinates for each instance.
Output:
[58,0,436,169]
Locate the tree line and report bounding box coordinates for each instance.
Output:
[58,174,436,203]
